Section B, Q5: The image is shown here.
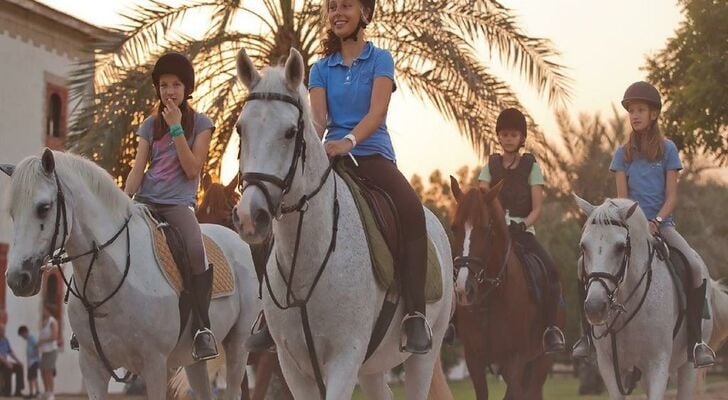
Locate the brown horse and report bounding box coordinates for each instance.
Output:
[450,178,565,400]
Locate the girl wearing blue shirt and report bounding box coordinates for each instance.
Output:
[309,0,431,354]
[572,81,715,368]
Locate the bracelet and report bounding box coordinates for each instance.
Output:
[344,133,357,148]
[169,124,184,137]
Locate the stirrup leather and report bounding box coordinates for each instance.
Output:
[192,328,219,361]
[693,341,716,368]
[399,311,433,352]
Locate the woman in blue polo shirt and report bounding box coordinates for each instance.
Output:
[572,81,716,368]
[307,0,431,354]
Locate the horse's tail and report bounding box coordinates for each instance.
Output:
[696,279,728,393]
[167,351,226,399]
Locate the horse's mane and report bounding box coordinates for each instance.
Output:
[10,151,133,221]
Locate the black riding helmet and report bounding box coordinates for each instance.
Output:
[152,52,195,99]
[496,108,527,140]
[621,81,661,111]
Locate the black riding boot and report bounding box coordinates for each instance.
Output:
[543,281,565,354]
[572,283,593,359]
[244,237,275,352]
[400,237,432,354]
[191,266,219,361]
[687,279,716,368]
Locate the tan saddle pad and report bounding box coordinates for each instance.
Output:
[336,163,442,303]
[142,209,235,298]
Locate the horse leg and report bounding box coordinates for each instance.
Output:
[183,361,213,400]
[276,350,322,400]
[675,362,697,400]
[501,357,528,400]
[594,352,626,400]
[358,372,393,400]
[78,349,111,400]
[523,356,551,400]
[428,358,454,400]
[643,361,670,400]
[222,327,249,400]
[402,352,439,400]
[140,354,169,400]
[251,352,277,400]
[463,352,489,400]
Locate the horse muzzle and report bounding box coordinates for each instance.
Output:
[234,187,273,244]
[455,270,476,306]
[584,296,610,326]
[7,257,43,297]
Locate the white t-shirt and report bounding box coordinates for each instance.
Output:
[38,316,58,353]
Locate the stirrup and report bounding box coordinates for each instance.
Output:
[399,312,433,353]
[571,336,592,359]
[192,328,219,361]
[542,326,565,354]
[693,341,716,368]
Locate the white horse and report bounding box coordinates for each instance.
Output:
[232,48,453,399]
[574,195,728,399]
[1,150,260,400]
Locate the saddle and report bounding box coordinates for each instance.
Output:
[335,161,442,360]
[335,161,442,302]
[514,247,548,306]
[141,208,235,336]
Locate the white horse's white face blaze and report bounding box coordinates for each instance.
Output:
[234,48,306,244]
[5,155,72,297]
[455,222,474,304]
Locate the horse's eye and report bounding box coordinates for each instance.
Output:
[615,243,626,253]
[36,203,51,218]
[285,127,296,139]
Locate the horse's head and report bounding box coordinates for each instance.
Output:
[2,149,73,296]
[232,47,308,244]
[196,173,240,230]
[450,177,507,306]
[575,194,648,325]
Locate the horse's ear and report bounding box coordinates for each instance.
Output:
[621,201,639,221]
[0,164,15,177]
[202,173,212,191]
[225,172,240,193]
[237,48,260,89]
[483,180,503,203]
[450,175,463,203]
[284,48,304,92]
[41,148,55,176]
[573,192,596,217]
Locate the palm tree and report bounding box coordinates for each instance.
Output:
[69,0,571,183]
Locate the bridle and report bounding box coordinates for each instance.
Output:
[44,170,134,383]
[236,89,338,398]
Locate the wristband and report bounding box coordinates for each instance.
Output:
[344,133,357,148]
[169,124,184,137]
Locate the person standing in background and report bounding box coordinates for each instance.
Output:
[18,326,39,398]
[37,305,58,400]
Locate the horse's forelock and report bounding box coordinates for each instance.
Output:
[251,66,312,124]
[588,198,649,238]
[454,189,485,228]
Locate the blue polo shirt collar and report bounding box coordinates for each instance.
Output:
[327,41,374,67]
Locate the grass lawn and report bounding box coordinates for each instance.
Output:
[352,375,607,400]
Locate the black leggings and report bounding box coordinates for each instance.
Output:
[344,155,427,313]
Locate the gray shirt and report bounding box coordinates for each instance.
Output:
[135,112,215,207]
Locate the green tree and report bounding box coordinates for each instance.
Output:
[645,0,728,165]
[68,0,570,183]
